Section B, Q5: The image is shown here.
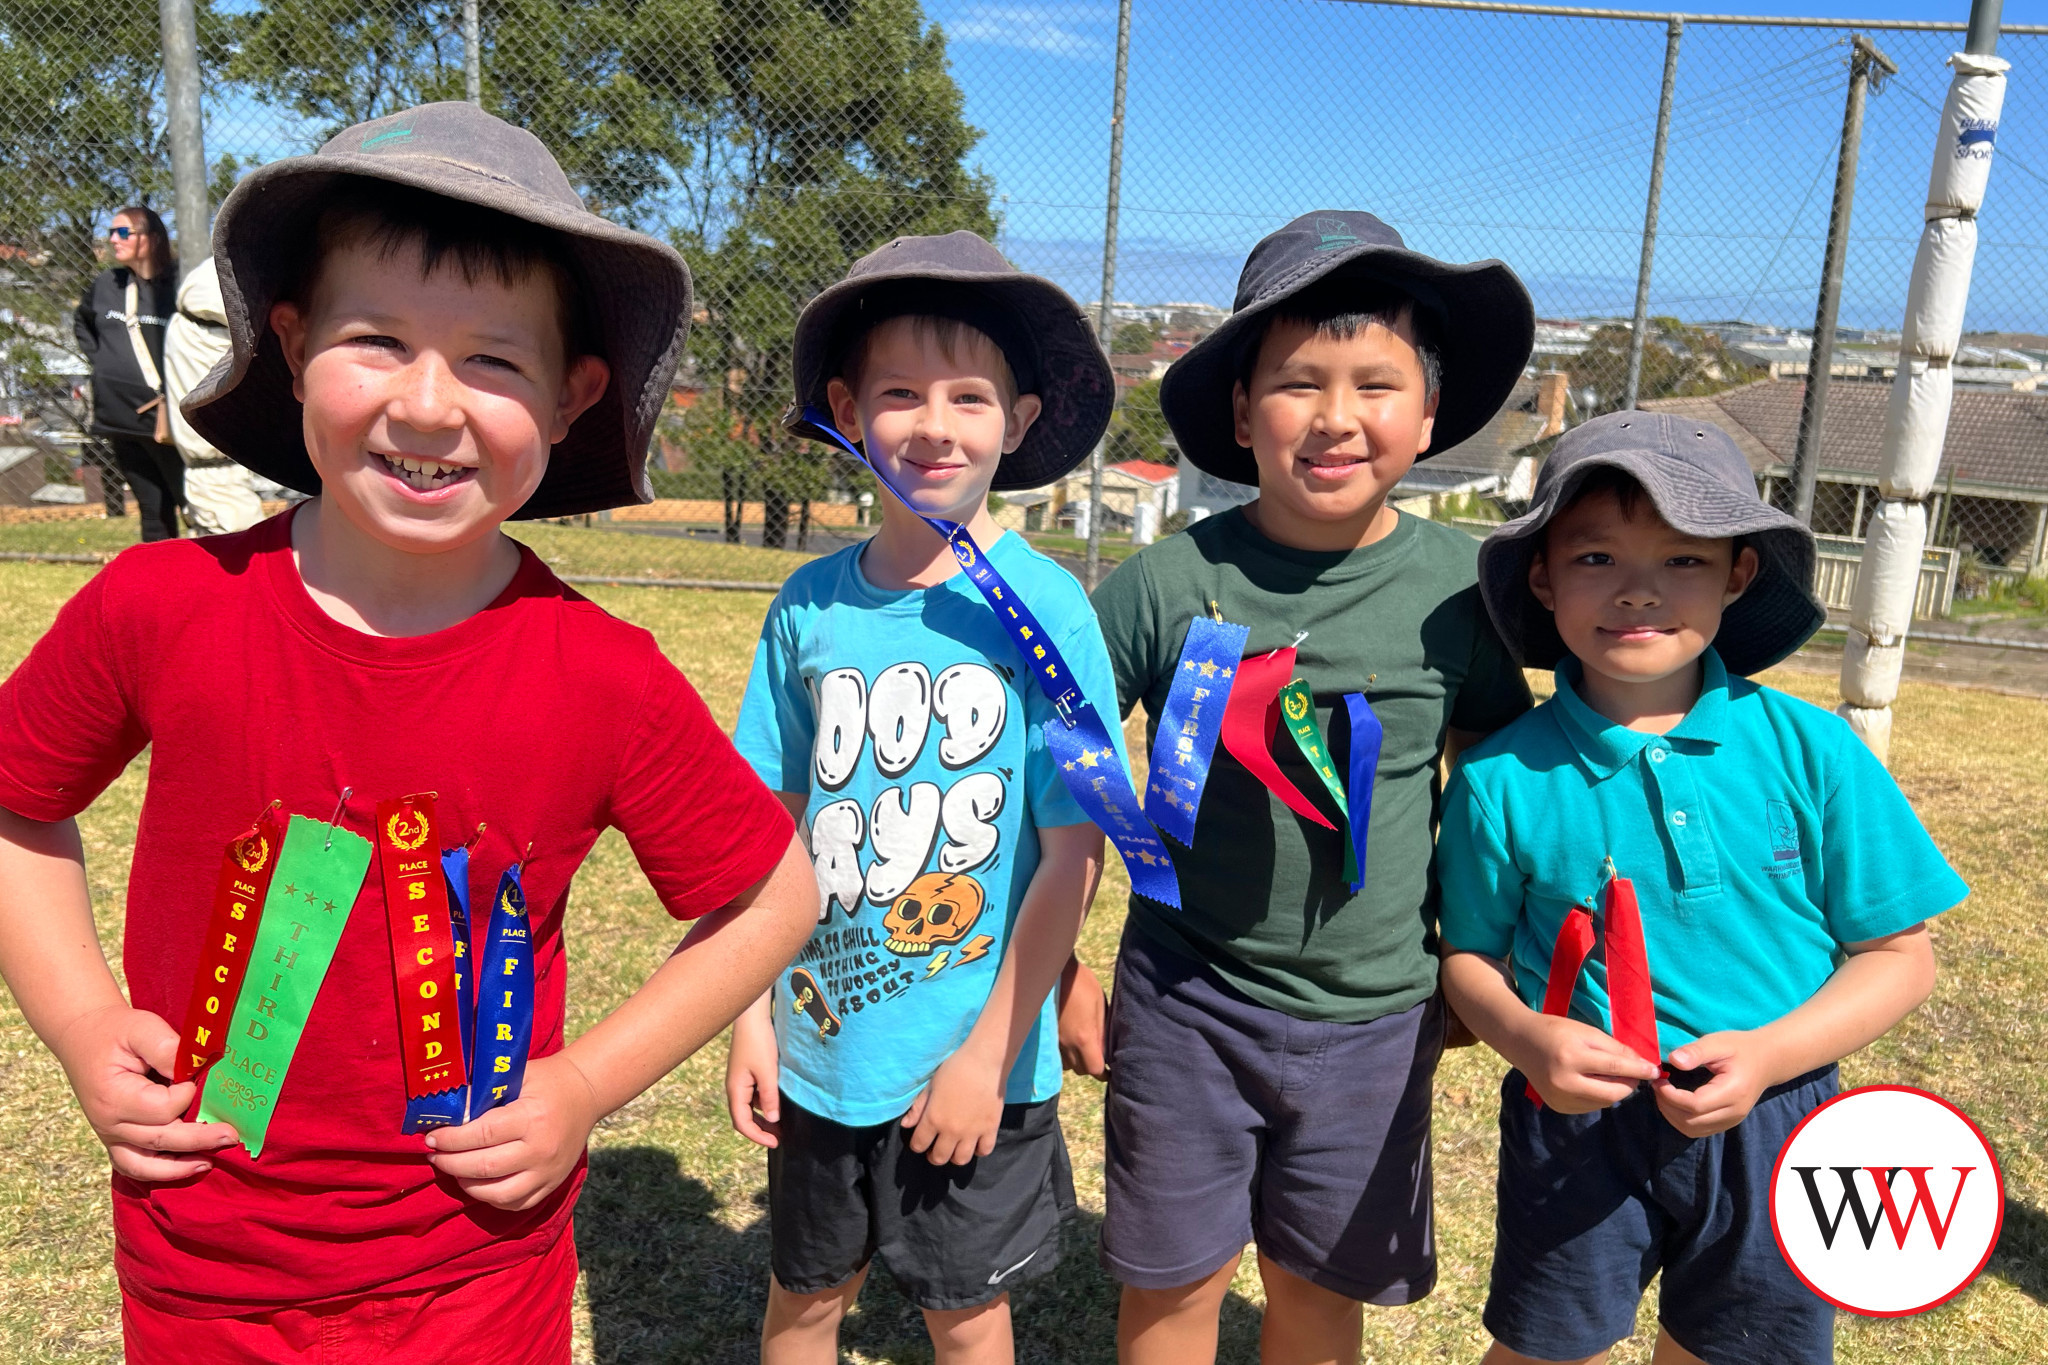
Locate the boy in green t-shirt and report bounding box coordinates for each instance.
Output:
[1081,210,1535,1362]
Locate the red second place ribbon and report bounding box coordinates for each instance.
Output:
[377,796,468,1099]
[173,805,284,1082]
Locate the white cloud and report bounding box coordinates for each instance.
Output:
[944,5,1112,59]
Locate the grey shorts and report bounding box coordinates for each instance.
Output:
[1100,926,1444,1303]
[767,1091,1075,1312]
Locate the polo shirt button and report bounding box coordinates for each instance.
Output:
[1671,810,1688,827]
[1650,748,1667,763]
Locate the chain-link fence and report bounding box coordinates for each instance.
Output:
[2,0,2045,599]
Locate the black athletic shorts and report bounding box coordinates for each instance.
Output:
[766,1091,1075,1312]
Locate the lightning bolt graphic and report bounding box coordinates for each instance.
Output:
[924,949,951,979]
[955,935,994,967]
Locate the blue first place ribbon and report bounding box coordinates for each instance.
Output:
[1147,616,1249,848]
[785,406,1181,908]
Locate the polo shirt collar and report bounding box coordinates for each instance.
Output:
[1551,649,1730,781]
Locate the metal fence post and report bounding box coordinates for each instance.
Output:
[1789,35,1896,524]
[159,0,210,271]
[1087,0,1133,592]
[1623,15,1683,411]
[465,0,483,105]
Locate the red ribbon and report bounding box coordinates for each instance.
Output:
[173,806,283,1082]
[1219,645,1334,831]
[1525,870,1661,1106]
[377,796,468,1100]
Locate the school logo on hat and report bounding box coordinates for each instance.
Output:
[1770,1086,2003,1316]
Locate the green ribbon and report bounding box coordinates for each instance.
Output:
[1277,680,1358,886]
[197,813,372,1157]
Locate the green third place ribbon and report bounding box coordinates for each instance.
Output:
[198,813,373,1157]
[1278,680,1359,887]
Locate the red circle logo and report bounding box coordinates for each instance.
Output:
[1770,1086,2003,1316]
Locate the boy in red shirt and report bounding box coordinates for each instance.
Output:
[0,102,817,1362]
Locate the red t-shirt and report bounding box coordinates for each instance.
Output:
[0,511,793,1315]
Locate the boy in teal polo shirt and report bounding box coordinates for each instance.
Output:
[1439,411,1968,1365]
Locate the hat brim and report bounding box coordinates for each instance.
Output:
[181,155,692,520]
[1159,246,1533,485]
[790,266,1113,491]
[1477,449,1825,676]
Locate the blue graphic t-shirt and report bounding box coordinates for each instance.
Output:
[735,532,1122,1126]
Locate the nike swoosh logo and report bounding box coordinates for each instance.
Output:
[987,1250,1038,1285]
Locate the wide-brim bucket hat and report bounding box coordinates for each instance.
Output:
[790,231,1113,491]
[1478,410,1824,675]
[1160,210,1533,485]
[182,101,692,520]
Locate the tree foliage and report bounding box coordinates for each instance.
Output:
[1105,377,1173,466]
[1572,318,1764,415]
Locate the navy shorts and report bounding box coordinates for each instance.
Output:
[1100,926,1443,1303]
[1485,1064,1839,1364]
[767,1092,1075,1312]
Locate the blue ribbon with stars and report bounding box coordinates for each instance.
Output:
[468,863,534,1119]
[784,405,1182,908]
[1146,617,1248,847]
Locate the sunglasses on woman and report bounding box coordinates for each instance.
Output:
[107,226,135,240]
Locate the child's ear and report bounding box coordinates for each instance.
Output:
[269,301,310,404]
[826,377,862,447]
[1416,385,1440,457]
[1002,393,1043,454]
[1723,542,1762,604]
[549,355,611,445]
[1232,379,1253,449]
[1527,547,1558,612]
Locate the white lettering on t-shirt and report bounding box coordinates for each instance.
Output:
[933,663,1007,769]
[866,781,941,903]
[936,771,1004,874]
[809,798,866,920]
[812,668,867,791]
[867,663,933,778]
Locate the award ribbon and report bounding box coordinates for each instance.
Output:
[1526,861,1661,1107]
[173,805,282,1082]
[468,862,535,1118]
[377,796,468,1115]
[1145,617,1248,847]
[784,405,1180,907]
[443,846,478,1097]
[197,813,372,1156]
[1341,693,1384,894]
[1219,645,1332,831]
[1276,681,1359,887]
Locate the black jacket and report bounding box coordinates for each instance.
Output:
[74,265,178,438]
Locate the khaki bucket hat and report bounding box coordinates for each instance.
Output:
[181,101,692,520]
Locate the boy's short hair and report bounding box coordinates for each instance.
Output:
[838,312,1020,408]
[1232,279,1444,400]
[285,179,598,358]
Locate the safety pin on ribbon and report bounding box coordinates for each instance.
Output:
[325,787,353,850]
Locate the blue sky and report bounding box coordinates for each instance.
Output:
[924,0,2048,332]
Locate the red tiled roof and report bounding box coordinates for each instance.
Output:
[1108,460,1177,484]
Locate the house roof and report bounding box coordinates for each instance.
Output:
[1107,459,1177,485]
[1643,378,2048,495]
[1423,375,1553,479]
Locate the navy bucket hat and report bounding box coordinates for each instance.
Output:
[1159,210,1534,485]
[1477,410,1824,676]
[789,231,1114,491]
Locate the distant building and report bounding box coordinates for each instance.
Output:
[996,459,1180,535]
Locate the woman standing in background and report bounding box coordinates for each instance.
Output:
[73,205,182,541]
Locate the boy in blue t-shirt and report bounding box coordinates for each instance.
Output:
[1439,411,1969,1365]
[727,232,1119,1363]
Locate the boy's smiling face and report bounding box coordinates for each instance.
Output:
[1233,309,1437,547]
[826,315,1041,527]
[269,237,609,555]
[1531,483,1759,699]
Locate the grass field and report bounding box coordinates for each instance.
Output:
[0,534,2044,1363]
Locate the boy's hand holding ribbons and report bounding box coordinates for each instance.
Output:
[424,1052,602,1211]
[1512,1012,1663,1114]
[55,1000,242,1181]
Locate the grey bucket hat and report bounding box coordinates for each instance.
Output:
[1478,410,1824,676]
[181,101,692,520]
[1160,210,1533,485]
[790,231,1113,490]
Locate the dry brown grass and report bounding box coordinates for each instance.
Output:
[0,551,2042,1362]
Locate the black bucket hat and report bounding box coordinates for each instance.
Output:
[1478,410,1824,676]
[790,231,1113,491]
[1160,210,1533,485]
[182,101,692,520]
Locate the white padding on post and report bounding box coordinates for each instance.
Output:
[1926,55,2008,218]
[1840,631,1905,710]
[1837,702,1894,769]
[1901,218,1976,357]
[1878,361,1953,500]
[1849,500,1928,644]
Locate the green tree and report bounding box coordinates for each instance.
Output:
[1104,377,1173,466]
[1571,317,1763,416]
[1111,319,1157,355]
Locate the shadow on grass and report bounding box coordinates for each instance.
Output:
[1989,1196,2048,1304]
[574,1145,1265,1364]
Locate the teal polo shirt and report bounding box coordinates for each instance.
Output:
[1438,649,1967,1054]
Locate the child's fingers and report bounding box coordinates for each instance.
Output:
[429,1139,529,1183]
[105,1116,239,1153]
[455,1170,546,1212]
[899,1090,930,1132]
[425,1104,524,1153]
[108,1142,216,1182]
[101,1072,199,1127]
[1577,1034,1662,1079]
[125,1009,184,1079]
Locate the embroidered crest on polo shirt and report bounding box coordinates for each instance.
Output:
[1766,798,1803,878]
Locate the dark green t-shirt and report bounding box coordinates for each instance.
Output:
[1092,507,1532,1022]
